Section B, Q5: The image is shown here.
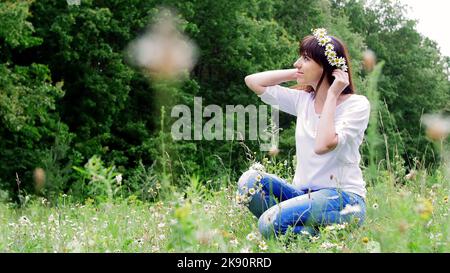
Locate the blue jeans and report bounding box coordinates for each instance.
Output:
[237,170,366,238]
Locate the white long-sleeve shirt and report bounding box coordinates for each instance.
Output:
[259,85,371,199]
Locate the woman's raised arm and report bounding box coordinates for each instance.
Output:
[244,69,298,95]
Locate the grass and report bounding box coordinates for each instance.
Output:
[1,158,449,253]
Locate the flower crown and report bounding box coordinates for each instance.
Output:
[311,28,348,72]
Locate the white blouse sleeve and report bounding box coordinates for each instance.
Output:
[334,97,371,152]
[258,85,306,116]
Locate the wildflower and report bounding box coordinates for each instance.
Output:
[313,28,327,37]
[250,162,266,173]
[300,230,311,236]
[325,225,337,232]
[67,238,83,252]
[339,204,362,215]
[329,57,339,66]
[152,245,160,252]
[320,242,336,249]
[255,175,262,182]
[372,203,379,210]
[230,238,239,247]
[430,233,442,240]
[318,37,331,46]
[248,188,256,195]
[362,237,369,244]
[19,216,31,226]
[246,232,258,242]
[415,198,433,220]
[135,238,144,247]
[240,246,251,253]
[157,222,166,228]
[258,240,268,251]
[115,174,123,185]
[325,44,334,51]
[158,234,166,240]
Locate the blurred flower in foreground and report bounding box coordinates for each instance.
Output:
[404,169,417,181]
[415,198,433,220]
[362,49,376,72]
[421,114,450,141]
[268,145,280,157]
[126,8,198,80]
[33,167,46,192]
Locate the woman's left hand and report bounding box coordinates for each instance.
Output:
[329,69,349,97]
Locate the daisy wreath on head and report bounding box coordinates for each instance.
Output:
[311,28,348,72]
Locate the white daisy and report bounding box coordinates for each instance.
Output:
[258,240,268,251]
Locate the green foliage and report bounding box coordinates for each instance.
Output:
[0,0,42,49]
[72,155,122,203]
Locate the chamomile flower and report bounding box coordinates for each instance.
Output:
[325,44,334,51]
[329,57,339,66]
[250,162,266,172]
[325,50,336,58]
[258,240,268,251]
[313,28,327,38]
[320,242,336,249]
[319,37,331,46]
[248,187,256,195]
[246,232,258,241]
[230,238,239,247]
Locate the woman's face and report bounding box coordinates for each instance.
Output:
[293,54,323,86]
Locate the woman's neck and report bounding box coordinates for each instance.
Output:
[313,80,331,106]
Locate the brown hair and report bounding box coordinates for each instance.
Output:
[291,35,355,94]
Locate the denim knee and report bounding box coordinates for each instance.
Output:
[237,169,261,191]
[257,205,280,238]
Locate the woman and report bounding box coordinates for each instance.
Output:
[239,28,370,238]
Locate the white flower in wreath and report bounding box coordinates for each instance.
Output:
[325,44,334,51]
[325,50,336,58]
[318,36,331,46]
